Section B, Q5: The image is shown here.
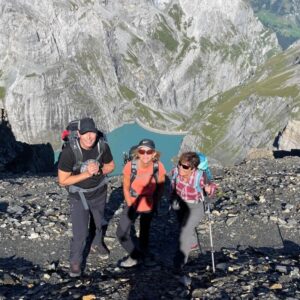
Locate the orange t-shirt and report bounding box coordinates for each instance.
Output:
[123,160,166,212]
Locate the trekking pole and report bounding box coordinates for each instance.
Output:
[206,201,215,273]
[277,222,284,245]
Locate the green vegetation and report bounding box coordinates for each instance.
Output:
[185,56,203,80]
[182,44,300,153]
[249,0,300,48]
[199,37,247,62]
[133,101,153,124]
[257,10,300,39]
[118,22,143,45]
[25,73,37,78]
[0,86,5,99]
[199,37,214,54]
[119,85,136,100]
[79,12,87,20]
[124,50,139,66]
[69,1,79,11]
[131,34,143,45]
[176,37,195,63]
[153,19,179,52]
[168,4,184,31]
[256,72,299,97]
[74,37,105,80]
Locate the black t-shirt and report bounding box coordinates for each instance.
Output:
[58,140,113,200]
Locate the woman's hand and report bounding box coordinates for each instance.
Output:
[205,182,218,197]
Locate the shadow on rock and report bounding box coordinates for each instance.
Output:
[0,256,112,299]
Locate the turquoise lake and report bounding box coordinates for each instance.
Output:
[55,122,185,176]
[106,123,185,176]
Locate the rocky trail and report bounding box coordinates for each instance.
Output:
[0,157,300,299]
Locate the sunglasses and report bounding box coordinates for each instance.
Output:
[138,149,155,155]
[178,161,191,170]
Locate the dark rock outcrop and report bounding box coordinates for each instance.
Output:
[0,122,54,173]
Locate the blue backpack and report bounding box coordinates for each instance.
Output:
[197,152,213,182]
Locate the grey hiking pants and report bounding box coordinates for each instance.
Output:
[174,200,205,269]
[69,192,107,264]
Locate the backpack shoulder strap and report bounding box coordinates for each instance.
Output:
[130,159,137,185]
[172,167,178,181]
[169,167,179,196]
[70,139,83,171]
[129,159,138,198]
[194,169,203,193]
[153,161,159,183]
[95,138,105,161]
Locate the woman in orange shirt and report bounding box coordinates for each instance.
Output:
[116,139,166,268]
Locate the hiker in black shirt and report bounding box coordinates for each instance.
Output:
[58,117,115,277]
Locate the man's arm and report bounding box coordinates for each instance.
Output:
[58,162,99,187]
[102,160,115,175]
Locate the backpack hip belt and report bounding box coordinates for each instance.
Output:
[68,178,108,210]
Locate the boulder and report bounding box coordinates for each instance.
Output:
[277,120,300,151]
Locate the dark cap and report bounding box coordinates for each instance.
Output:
[78,118,97,135]
[137,139,155,150]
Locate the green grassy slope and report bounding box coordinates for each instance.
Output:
[248,0,300,49]
[182,43,300,161]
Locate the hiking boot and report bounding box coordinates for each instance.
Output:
[119,256,139,268]
[69,262,81,278]
[90,244,110,259]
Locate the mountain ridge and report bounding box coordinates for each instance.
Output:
[1,0,298,166]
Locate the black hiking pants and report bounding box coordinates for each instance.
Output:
[116,205,153,259]
[69,192,106,264]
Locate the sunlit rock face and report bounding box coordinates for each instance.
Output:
[0,0,279,151]
[277,120,300,151]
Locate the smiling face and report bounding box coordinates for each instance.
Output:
[137,146,155,165]
[178,159,194,177]
[78,131,97,150]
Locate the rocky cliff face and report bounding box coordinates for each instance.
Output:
[0,0,279,151]
[181,41,300,165]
